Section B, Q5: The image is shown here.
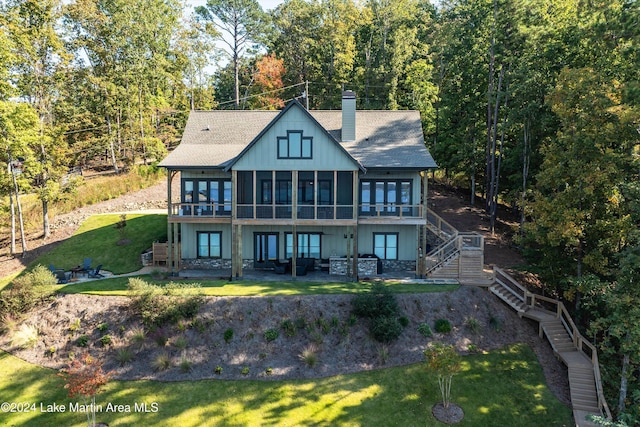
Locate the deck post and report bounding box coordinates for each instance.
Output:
[352,171,358,281]
[166,171,173,275]
[292,171,298,279]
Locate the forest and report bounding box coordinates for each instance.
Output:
[0,0,639,424]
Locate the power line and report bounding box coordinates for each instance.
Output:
[215,81,307,107]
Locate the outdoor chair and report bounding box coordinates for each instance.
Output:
[82,257,92,271]
[55,269,71,284]
[273,260,287,274]
[88,264,104,278]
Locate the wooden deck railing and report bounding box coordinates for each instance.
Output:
[493,267,612,420]
[426,208,458,240]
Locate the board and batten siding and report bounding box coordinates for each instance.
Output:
[231,106,358,172]
[357,224,418,260]
[181,223,231,259]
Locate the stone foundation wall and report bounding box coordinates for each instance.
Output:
[182,259,252,270]
[329,257,377,276]
[381,259,416,272]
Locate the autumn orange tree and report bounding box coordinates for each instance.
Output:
[58,353,113,427]
[250,54,286,109]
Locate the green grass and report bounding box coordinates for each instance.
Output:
[31,214,167,275]
[58,275,460,296]
[0,343,572,426]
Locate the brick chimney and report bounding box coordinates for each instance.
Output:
[341,91,356,142]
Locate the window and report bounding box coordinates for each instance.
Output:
[374,233,398,260]
[298,171,314,204]
[255,233,278,262]
[286,233,321,259]
[182,178,231,214]
[277,130,312,159]
[360,179,412,215]
[197,232,221,258]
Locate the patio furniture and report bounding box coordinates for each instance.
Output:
[273,260,287,274]
[82,257,92,271]
[55,269,71,284]
[88,264,104,278]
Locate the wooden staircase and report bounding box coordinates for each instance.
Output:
[424,209,485,280]
[489,267,611,427]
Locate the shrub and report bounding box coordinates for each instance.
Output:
[174,336,187,350]
[97,323,109,332]
[417,323,433,337]
[179,356,192,373]
[116,348,133,366]
[1,315,18,336]
[129,328,146,348]
[128,278,203,327]
[12,324,39,349]
[241,366,250,376]
[0,265,57,317]
[351,282,398,318]
[76,334,89,347]
[264,328,279,342]
[69,318,81,333]
[489,315,502,332]
[378,344,390,364]
[150,327,169,347]
[465,317,481,334]
[299,344,318,367]
[265,367,273,376]
[294,317,306,330]
[99,335,112,346]
[399,316,410,327]
[315,318,330,334]
[435,319,452,333]
[370,316,403,343]
[280,319,296,337]
[223,328,234,343]
[153,353,172,371]
[214,365,223,375]
[352,283,405,344]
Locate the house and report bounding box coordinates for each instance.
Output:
[158,92,484,280]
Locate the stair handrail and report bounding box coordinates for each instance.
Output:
[425,235,460,274]
[493,267,612,421]
[426,207,459,241]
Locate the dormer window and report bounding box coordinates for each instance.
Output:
[277,130,312,159]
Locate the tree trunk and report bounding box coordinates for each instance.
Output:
[519,119,531,243]
[138,86,147,165]
[9,181,16,256]
[485,0,498,214]
[490,71,509,235]
[11,165,27,256]
[42,200,50,239]
[618,352,630,414]
[106,114,119,174]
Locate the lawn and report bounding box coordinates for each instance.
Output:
[57,275,460,296]
[30,214,167,275]
[0,344,572,427]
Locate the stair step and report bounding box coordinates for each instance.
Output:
[570,379,596,388]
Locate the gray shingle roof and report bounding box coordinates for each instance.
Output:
[159,106,437,170]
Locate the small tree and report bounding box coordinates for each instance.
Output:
[424,343,461,410]
[114,213,127,242]
[58,353,113,427]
